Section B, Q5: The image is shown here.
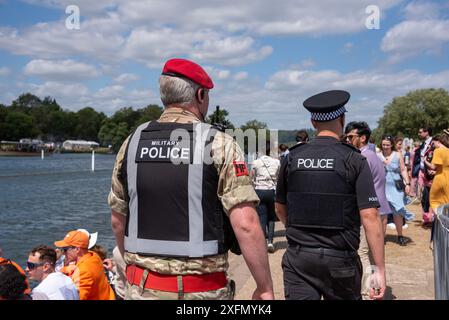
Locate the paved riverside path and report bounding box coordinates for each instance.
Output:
[227,203,435,300]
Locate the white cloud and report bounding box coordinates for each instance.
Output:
[212,67,449,130]
[94,85,125,99]
[122,28,200,67]
[23,0,121,15]
[404,1,442,20]
[123,28,272,67]
[0,0,402,69]
[0,67,10,76]
[113,73,140,84]
[24,81,153,113]
[204,67,231,80]
[0,13,125,60]
[233,72,248,81]
[23,59,100,80]
[191,37,272,66]
[118,0,402,36]
[381,19,449,63]
[28,81,90,99]
[88,86,153,112]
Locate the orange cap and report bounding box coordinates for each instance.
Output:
[54,230,89,249]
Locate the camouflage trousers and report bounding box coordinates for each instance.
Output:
[125,277,235,300]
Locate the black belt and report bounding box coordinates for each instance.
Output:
[293,245,357,258]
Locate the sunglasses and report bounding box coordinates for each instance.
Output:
[61,246,76,253]
[26,261,45,270]
[345,134,359,140]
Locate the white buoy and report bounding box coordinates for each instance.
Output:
[91,150,95,172]
[41,149,44,159]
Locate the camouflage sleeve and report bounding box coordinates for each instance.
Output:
[212,132,259,215]
[107,136,131,217]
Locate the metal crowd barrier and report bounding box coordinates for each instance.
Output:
[434,203,449,300]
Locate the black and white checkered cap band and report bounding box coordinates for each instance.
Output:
[311,106,347,122]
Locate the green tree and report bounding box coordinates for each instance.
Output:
[11,93,42,112]
[1,111,39,140]
[98,120,129,152]
[374,88,449,142]
[239,120,269,154]
[111,107,141,129]
[240,119,267,132]
[135,104,163,129]
[29,97,62,140]
[206,106,235,129]
[0,105,9,139]
[75,107,107,141]
[48,110,77,141]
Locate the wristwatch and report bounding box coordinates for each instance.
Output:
[406,183,411,186]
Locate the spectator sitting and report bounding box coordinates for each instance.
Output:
[54,230,115,300]
[0,256,31,294]
[90,244,115,287]
[0,264,32,300]
[58,229,98,276]
[77,229,98,249]
[26,245,79,300]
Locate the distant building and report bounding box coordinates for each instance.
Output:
[62,140,100,151]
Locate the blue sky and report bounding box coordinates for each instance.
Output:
[1,0,449,129]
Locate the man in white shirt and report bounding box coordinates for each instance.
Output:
[26,245,79,300]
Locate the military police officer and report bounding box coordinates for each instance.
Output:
[275,90,386,300]
[109,58,274,300]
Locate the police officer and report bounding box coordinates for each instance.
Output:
[275,90,386,300]
[109,58,274,300]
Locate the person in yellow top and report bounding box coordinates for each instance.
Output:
[425,131,449,213]
[54,230,115,300]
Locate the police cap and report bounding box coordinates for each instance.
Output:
[303,90,350,122]
[162,58,214,89]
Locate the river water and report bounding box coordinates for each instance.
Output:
[0,153,117,270]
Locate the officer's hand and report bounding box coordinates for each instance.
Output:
[252,288,274,300]
[369,270,386,300]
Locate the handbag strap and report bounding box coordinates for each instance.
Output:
[259,156,277,189]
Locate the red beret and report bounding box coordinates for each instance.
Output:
[162,58,214,89]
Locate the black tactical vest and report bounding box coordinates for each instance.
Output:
[286,139,360,231]
[122,121,234,258]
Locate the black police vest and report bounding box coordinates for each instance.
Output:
[123,121,232,258]
[286,140,360,231]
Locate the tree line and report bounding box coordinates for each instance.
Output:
[372,88,449,142]
[2,88,447,153]
[0,93,164,152]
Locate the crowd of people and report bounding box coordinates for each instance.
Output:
[1,57,448,301]
[0,230,127,300]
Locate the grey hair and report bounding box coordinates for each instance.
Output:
[159,75,200,107]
